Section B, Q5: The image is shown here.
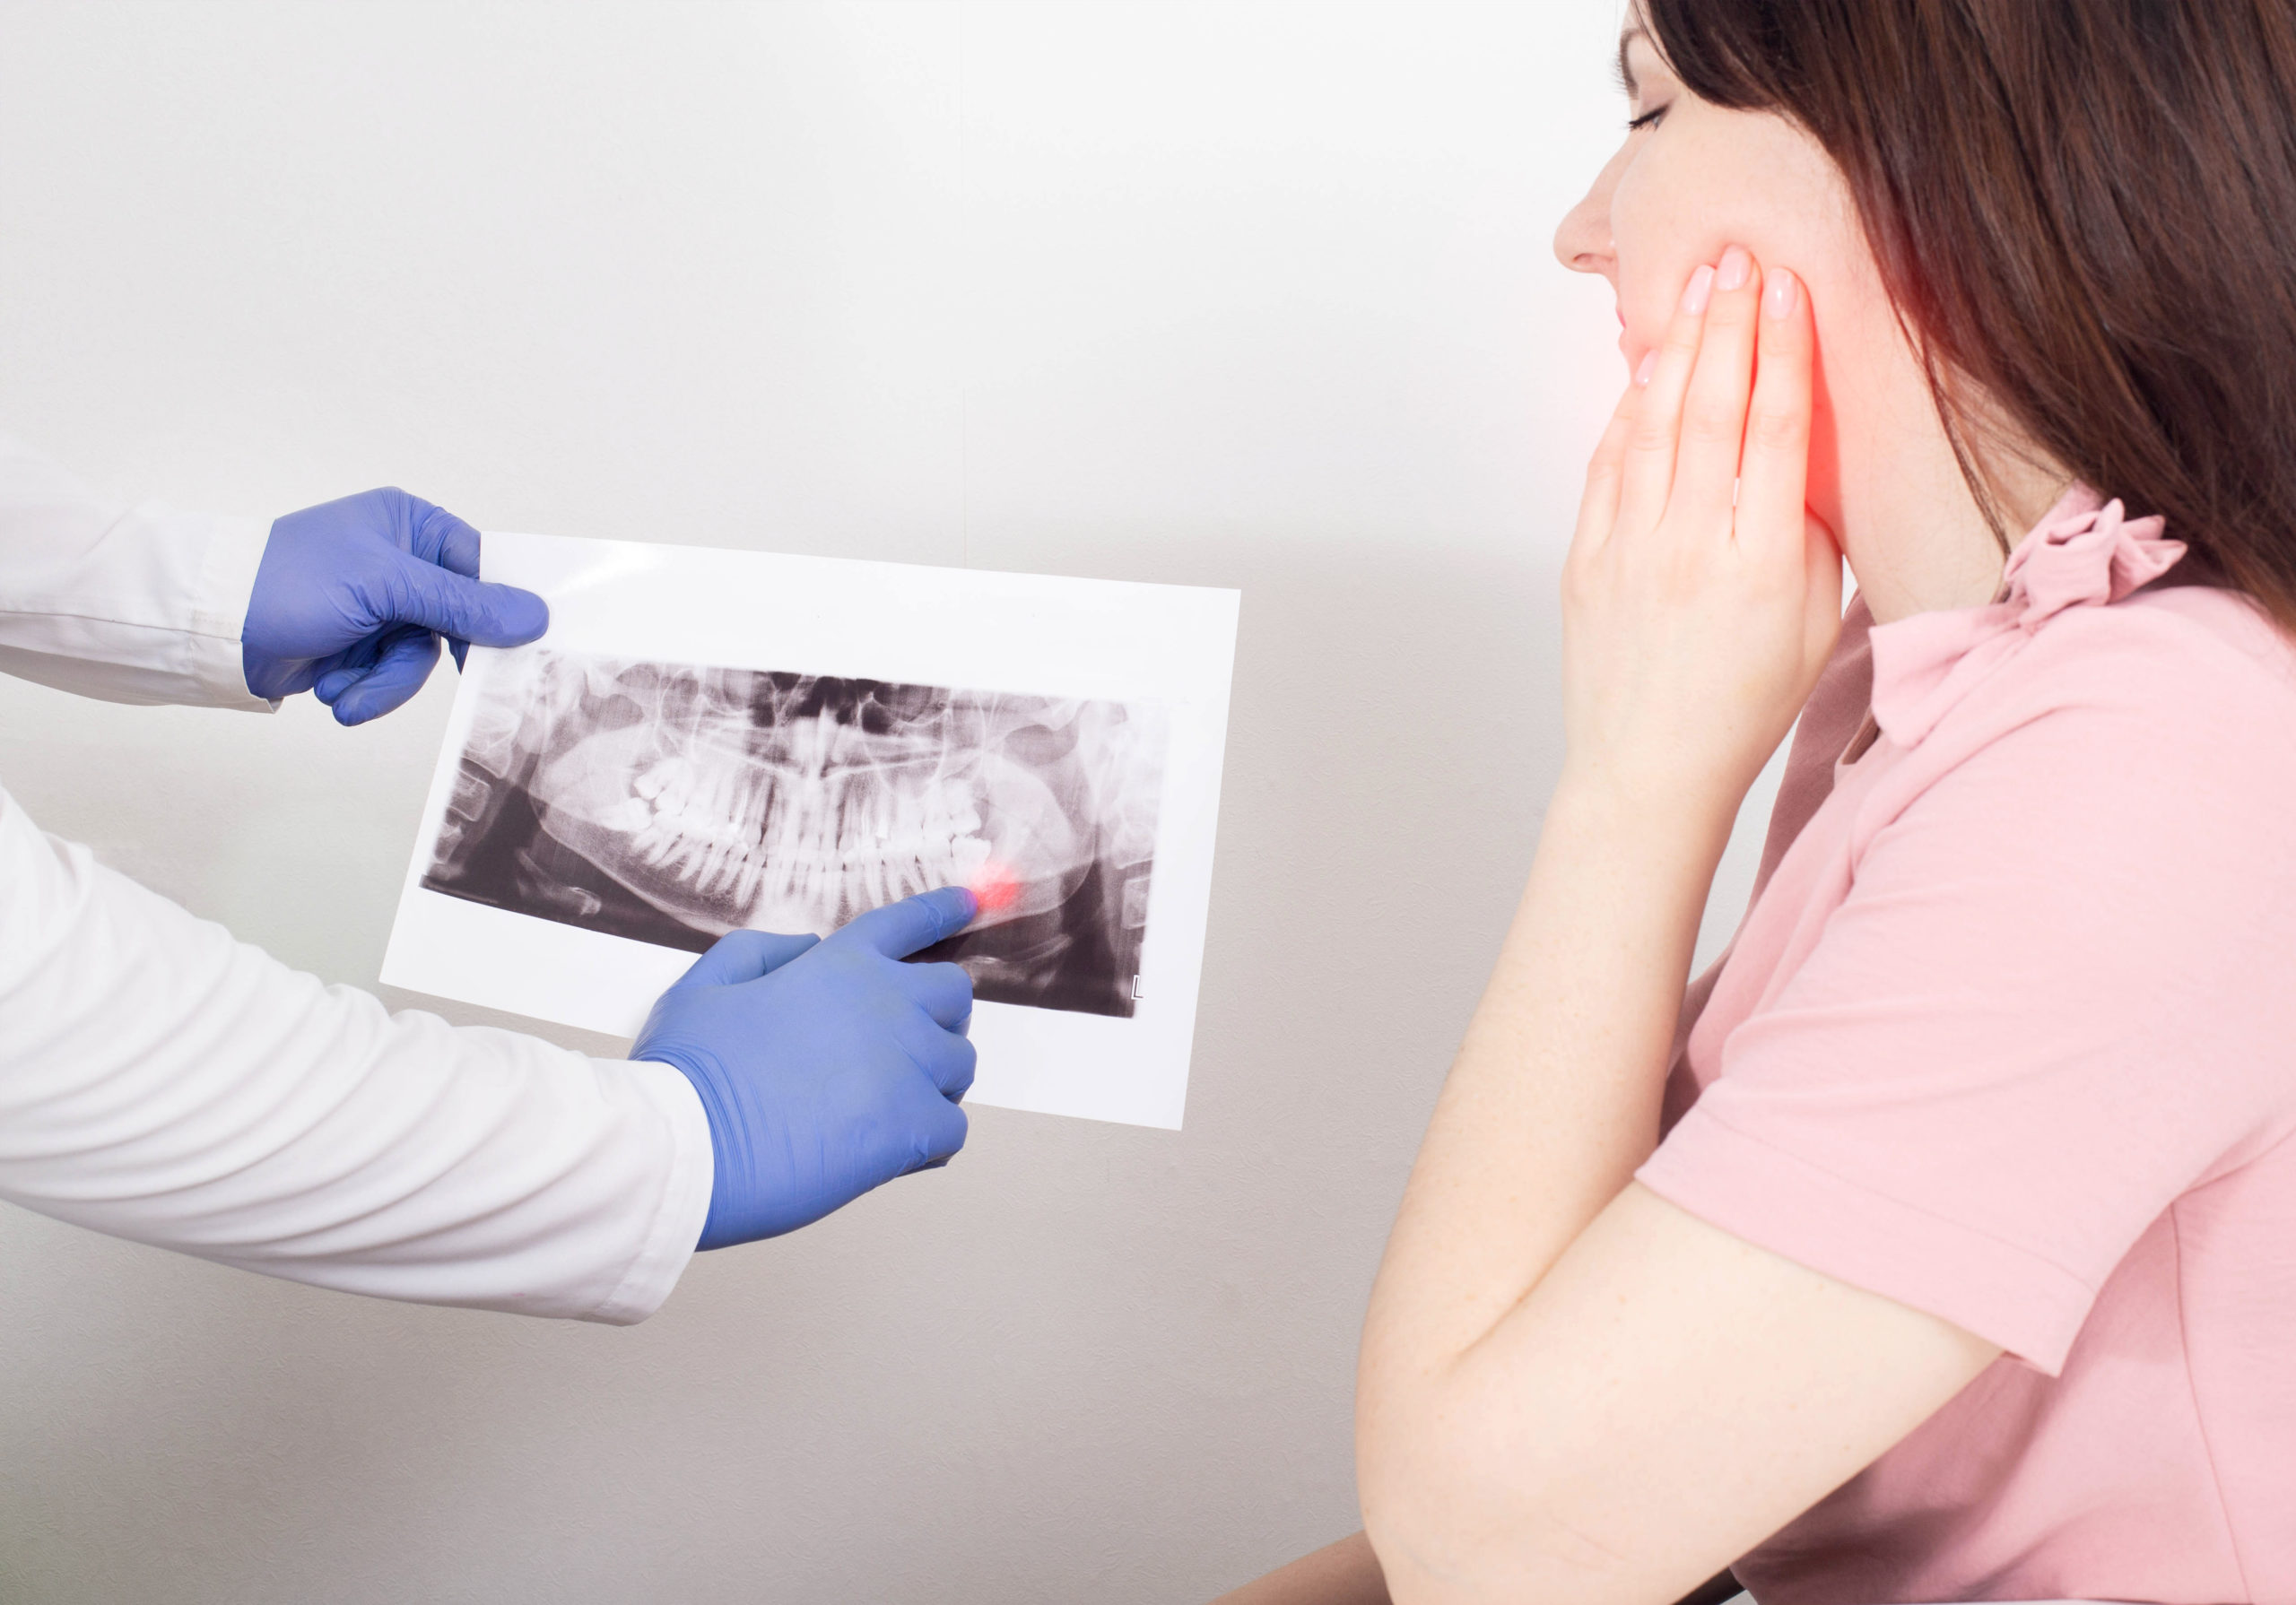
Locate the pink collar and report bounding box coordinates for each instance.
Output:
[1866,484,2184,747]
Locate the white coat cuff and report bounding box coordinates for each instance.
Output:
[187,510,278,712]
[583,1058,715,1324]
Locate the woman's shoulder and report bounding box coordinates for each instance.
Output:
[1866,493,2296,763]
[2022,580,2296,732]
[1866,584,2296,880]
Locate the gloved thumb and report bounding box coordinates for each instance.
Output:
[387,553,550,648]
[673,930,823,990]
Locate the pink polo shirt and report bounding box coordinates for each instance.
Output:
[1637,486,2296,1601]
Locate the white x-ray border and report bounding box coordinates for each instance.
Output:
[380,531,1239,1131]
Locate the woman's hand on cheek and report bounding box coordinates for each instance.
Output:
[1560,246,1843,843]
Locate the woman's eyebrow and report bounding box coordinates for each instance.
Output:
[1615,24,1648,100]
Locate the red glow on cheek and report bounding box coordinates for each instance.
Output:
[969,863,1020,916]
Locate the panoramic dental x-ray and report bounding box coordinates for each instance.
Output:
[422,651,1168,1019]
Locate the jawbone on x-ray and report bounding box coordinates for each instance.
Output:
[419,650,1168,1019]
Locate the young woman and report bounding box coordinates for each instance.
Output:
[1221,2,2296,1601]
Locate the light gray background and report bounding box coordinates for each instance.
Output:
[0,4,1785,1601]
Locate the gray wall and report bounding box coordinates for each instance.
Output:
[0,4,1781,1600]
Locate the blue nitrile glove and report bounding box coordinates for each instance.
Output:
[633,887,980,1249]
[242,487,550,725]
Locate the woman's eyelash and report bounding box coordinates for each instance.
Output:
[1628,104,1668,132]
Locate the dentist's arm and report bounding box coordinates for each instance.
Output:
[0,433,274,707]
[0,776,979,1316]
[0,432,980,1311]
[0,433,543,717]
[0,777,712,1321]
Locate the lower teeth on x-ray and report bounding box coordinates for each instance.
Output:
[420,650,1169,1019]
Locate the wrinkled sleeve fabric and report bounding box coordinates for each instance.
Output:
[0,431,273,709]
[1638,611,2296,1375]
[0,781,714,1321]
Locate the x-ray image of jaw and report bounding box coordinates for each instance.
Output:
[421,650,1169,1019]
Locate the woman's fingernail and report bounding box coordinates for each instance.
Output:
[1635,349,1657,386]
[1717,245,1752,292]
[1680,264,1716,316]
[1765,266,1799,319]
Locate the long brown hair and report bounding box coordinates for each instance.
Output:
[1642,0,2296,623]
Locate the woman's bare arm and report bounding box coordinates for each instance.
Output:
[1353,256,1996,1604]
[1209,1531,1389,1605]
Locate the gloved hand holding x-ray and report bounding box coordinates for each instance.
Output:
[242,487,552,723]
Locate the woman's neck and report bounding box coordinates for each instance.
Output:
[1831,406,2071,625]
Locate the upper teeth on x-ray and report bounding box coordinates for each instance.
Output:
[420,650,1169,1019]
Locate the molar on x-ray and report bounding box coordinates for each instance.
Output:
[420,649,1168,1019]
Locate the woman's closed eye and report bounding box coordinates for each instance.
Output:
[1628,103,1670,132]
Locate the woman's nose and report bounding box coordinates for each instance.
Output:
[1553,195,1610,275]
[1553,147,1627,277]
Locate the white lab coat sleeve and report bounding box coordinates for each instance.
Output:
[0,432,274,710]
[0,785,716,1323]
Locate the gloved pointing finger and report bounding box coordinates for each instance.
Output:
[827,885,978,960]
